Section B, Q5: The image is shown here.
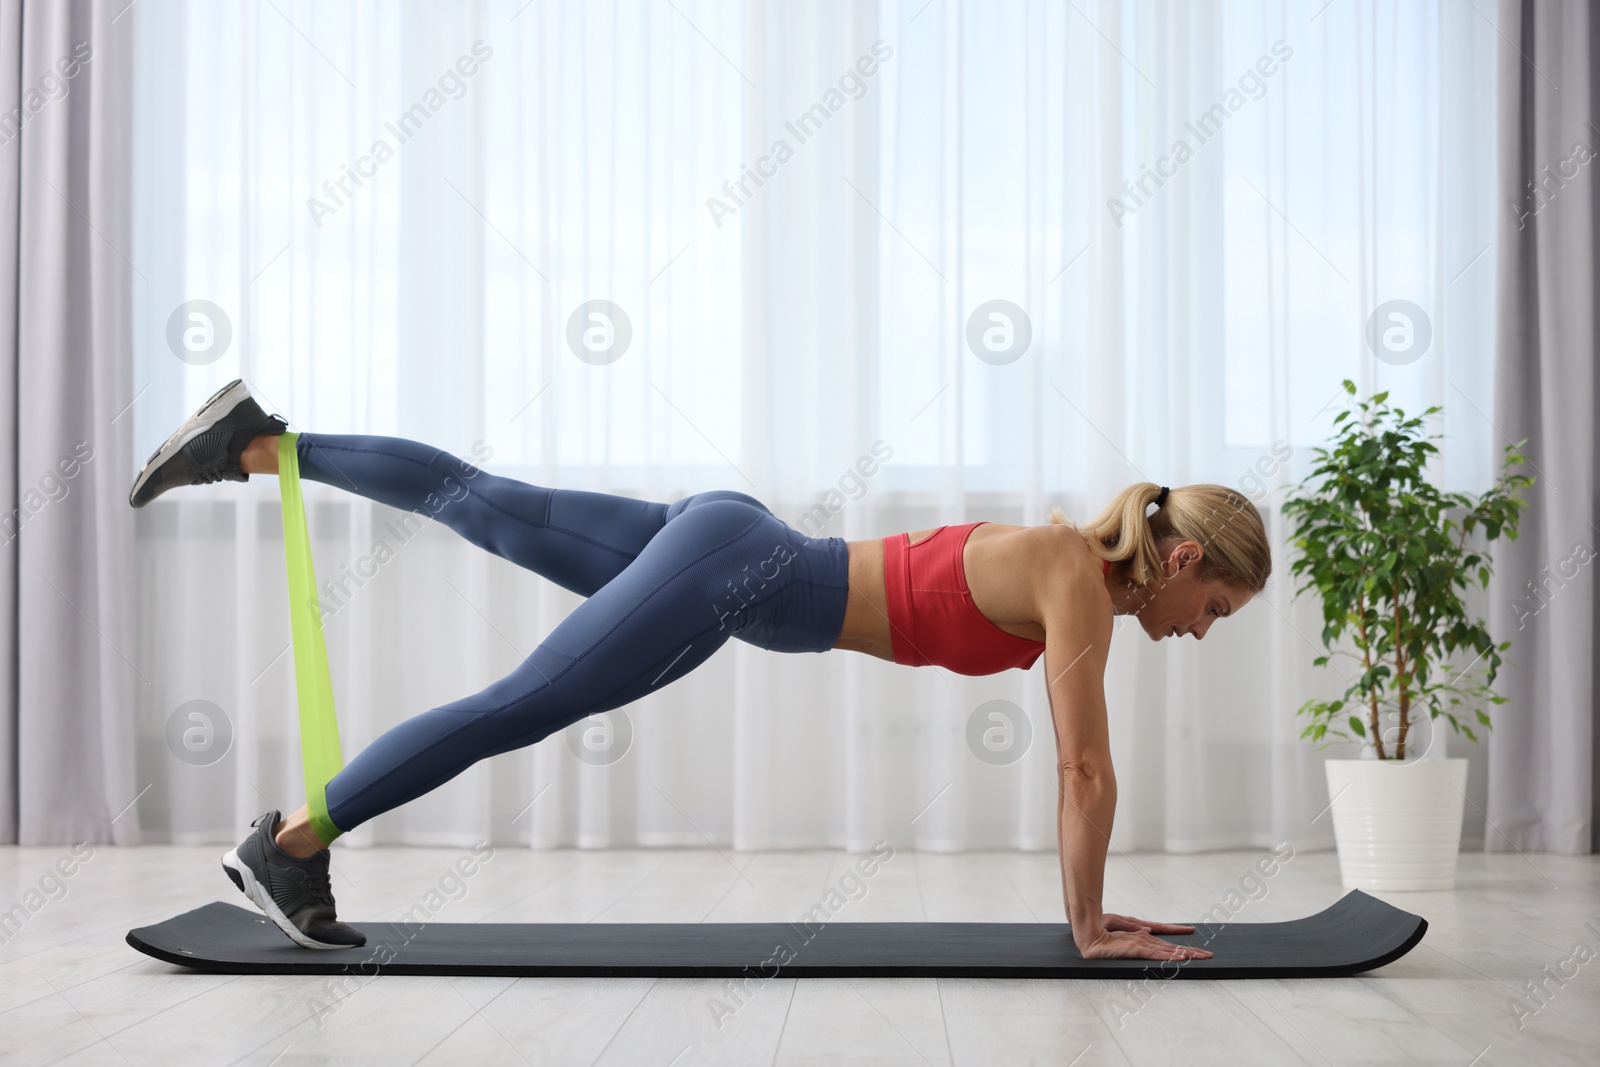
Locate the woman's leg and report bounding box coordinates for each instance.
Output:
[244,432,783,853]
[316,495,790,837]
[272,431,697,597]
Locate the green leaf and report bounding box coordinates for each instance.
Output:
[1348,715,1366,737]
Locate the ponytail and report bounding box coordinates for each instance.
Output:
[1050,483,1271,593]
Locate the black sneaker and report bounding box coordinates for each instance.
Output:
[128,379,288,508]
[222,809,366,950]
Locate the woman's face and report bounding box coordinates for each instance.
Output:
[1133,541,1254,642]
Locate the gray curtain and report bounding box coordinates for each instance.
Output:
[1489,0,1598,854]
[0,0,137,845]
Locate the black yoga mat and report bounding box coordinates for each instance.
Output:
[127,889,1425,979]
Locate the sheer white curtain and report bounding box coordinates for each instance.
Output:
[129,0,1502,853]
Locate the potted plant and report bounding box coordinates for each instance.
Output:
[1282,381,1532,890]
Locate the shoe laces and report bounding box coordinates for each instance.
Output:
[299,862,336,908]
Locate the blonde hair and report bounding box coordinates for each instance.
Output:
[1049,483,1271,593]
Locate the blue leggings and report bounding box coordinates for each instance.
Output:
[294,433,851,836]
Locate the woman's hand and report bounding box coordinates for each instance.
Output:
[1075,917,1212,961]
[1101,913,1199,938]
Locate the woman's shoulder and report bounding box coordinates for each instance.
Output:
[1029,525,1115,634]
[964,522,1110,635]
[1038,522,1108,579]
[998,519,1098,557]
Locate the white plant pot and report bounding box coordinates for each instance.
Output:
[1324,757,1468,891]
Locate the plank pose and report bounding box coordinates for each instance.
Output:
[129,382,1270,957]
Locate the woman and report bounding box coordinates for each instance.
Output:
[130,380,1269,960]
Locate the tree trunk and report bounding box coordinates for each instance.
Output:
[1356,589,1386,759]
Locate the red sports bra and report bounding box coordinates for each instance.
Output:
[882,522,1111,675]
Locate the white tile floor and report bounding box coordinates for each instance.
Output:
[1,844,1596,1066]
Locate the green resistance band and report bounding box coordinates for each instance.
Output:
[277,432,345,846]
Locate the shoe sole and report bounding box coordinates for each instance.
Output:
[221,846,357,951]
[127,379,254,508]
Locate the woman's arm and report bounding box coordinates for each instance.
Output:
[1036,545,1211,962]
[1037,574,1116,948]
